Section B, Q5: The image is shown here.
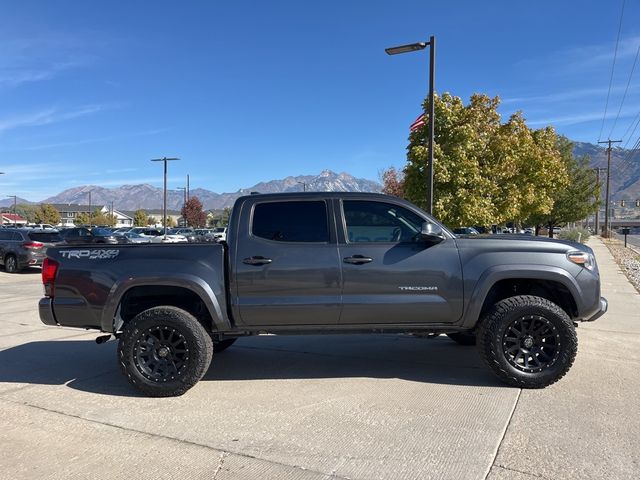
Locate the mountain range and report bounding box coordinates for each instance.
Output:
[23,170,382,211]
[1,142,638,210]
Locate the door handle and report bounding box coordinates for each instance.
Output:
[243,256,273,266]
[343,255,373,265]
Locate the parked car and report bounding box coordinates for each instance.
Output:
[114,232,152,244]
[168,228,197,243]
[58,227,119,245]
[194,229,217,242]
[26,223,57,230]
[452,227,480,236]
[39,192,606,397]
[212,226,227,242]
[0,228,62,272]
[129,227,187,243]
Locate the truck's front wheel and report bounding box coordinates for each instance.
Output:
[118,306,213,397]
[476,295,577,389]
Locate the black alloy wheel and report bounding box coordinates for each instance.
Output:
[133,326,190,382]
[118,306,213,397]
[476,295,577,388]
[502,315,560,373]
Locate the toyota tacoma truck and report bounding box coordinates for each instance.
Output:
[38,192,607,397]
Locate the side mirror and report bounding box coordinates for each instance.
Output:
[420,222,445,242]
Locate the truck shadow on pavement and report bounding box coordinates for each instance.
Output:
[0,335,507,397]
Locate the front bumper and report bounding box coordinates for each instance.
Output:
[39,297,58,326]
[584,297,608,322]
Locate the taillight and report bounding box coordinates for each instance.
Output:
[42,258,59,297]
[23,241,44,249]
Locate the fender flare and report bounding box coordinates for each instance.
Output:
[461,264,582,329]
[100,274,229,333]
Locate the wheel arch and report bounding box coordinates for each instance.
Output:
[462,265,582,329]
[101,275,230,333]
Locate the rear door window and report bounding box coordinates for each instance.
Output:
[252,201,329,243]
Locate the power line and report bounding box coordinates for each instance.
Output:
[608,42,640,138]
[620,109,640,141]
[598,0,626,142]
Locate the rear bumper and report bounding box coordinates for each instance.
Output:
[38,297,58,326]
[584,297,608,322]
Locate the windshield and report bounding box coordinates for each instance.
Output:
[28,231,62,243]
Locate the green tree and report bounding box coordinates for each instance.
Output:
[15,204,40,223]
[35,204,61,225]
[92,211,116,226]
[222,207,232,226]
[75,212,90,225]
[527,137,599,237]
[402,93,568,228]
[181,196,207,227]
[134,209,148,226]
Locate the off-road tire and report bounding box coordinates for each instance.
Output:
[4,254,18,273]
[118,306,213,397]
[476,295,577,389]
[446,332,476,346]
[214,338,237,352]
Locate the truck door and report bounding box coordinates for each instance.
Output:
[234,199,341,326]
[338,199,463,325]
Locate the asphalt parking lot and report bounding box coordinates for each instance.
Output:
[0,238,638,480]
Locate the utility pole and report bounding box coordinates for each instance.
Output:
[592,167,605,235]
[297,181,307,192]
[110,201,114,226]
[187,174,190,201]
[88,191,92,226]
[598,139,622,237]
[151,157,180,237]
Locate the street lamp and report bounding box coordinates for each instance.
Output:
[151,157,180,237]
[297,181,307,192]
[385,36,436,214]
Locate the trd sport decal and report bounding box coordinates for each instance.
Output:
[60,250,120,260]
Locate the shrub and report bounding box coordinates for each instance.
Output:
[557,228,590,244]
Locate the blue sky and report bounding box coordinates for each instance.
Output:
[1,0,639,200]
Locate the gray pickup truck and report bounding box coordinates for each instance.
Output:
[39,192,607,397]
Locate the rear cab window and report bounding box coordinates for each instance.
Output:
[252,201,329,243]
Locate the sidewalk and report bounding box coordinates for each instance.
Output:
[487,236,640,480]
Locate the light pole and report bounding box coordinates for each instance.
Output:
[151,157,180,237]
[297,181,307,192]
[385,36,436,214]
[178,186,187,227]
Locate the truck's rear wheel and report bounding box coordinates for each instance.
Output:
[118,306,213,397]
[476,295,577,389]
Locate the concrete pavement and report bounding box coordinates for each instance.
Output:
[0,237,638,480]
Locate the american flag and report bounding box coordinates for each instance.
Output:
[410,114,426,132]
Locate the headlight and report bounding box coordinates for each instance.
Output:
[567,251,595,270]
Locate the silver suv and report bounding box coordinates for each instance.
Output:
[0,228,62,273]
